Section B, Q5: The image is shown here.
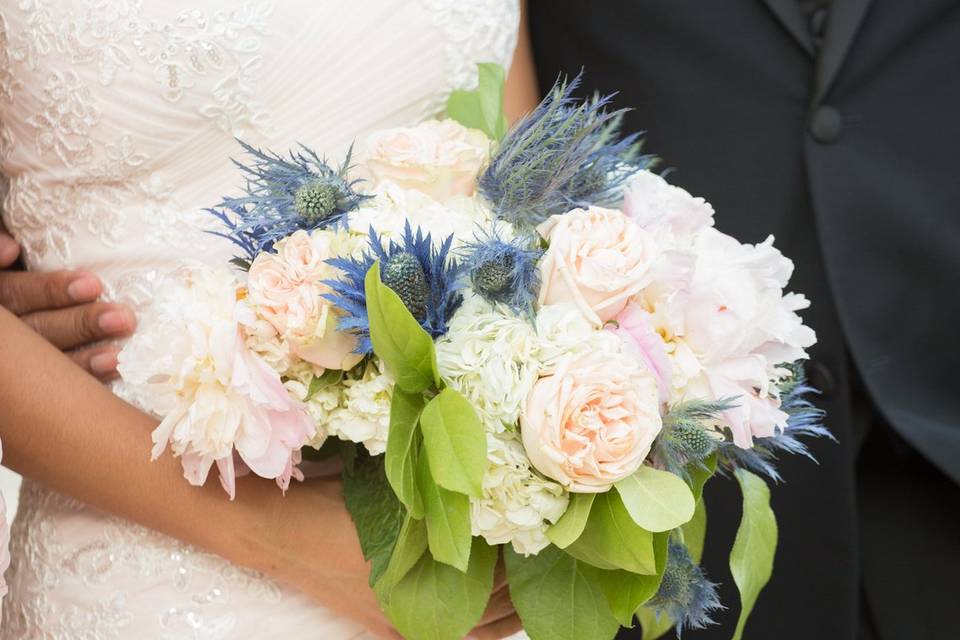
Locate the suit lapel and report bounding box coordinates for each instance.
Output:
[760,0,816,56]
[813,0,873,104]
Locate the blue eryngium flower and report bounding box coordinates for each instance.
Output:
[478,73,652,230]
[650,542,723,635]
[718,362,833,482]
[460,225,542,315]
[323,222,464,354]
[653,398,738,478]
[207,140,370,265]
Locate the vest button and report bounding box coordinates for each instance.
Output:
[810,105,843,144]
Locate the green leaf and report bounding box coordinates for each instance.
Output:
[342,452,405,586]
[565,490,658,574]
[615,466,696,533]
[385,389,425,518]
[730,469,778,640]
[445,63,509,141]
[583,531,670,627]
[688,453,718,503]
[305,368,342,401]
[419,387,486,497]
[365,262,440,394]
[682,498,708,565]
[385,537,497,640]
[375,515,429,599]
[504,545,621,640]
[547,492,595,549]
[417,447,473,571]
[636,607,675,640]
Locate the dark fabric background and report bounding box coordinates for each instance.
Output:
[529,2,960,639]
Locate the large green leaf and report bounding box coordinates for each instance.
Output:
[342,452,406,586]
[364,262,440,394]
[730,469,778,640]
[385,537,497,640]
[688,454,718,503]
[445,63,509,141]
[375,515,428,600]
[583,531,670,627]
[547,492,595,549]
[682,498,708,564]
[636,607,674,640]
[615,466,696,533]
[417,448,473,571]
[504,546,621,640]
[565,490,657,574]
[419,387,486,497]
[385,389,425,518]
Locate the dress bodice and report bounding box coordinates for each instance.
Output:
[0,1,519,637]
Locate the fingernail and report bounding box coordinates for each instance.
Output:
[67,276,101,302]
[90,351,118,375]
[98,309,135,334]
[0,235,19,263]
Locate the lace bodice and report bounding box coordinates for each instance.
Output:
[0,1,519,637]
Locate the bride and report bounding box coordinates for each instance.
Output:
[0,1,539,637]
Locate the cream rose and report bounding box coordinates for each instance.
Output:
[537,206,659,326]
[246,230,361,371]
[364,119,489,202]
[520,351,663,492]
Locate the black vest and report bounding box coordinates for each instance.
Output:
[531,2,959,638]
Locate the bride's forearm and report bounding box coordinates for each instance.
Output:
[0,305,393,635]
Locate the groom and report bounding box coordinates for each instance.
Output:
[531,1,960,639]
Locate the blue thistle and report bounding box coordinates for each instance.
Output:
[323,222,464,354]
[478,73,652,230]
[207,140,370,264]
[649,542,723,635]
[717,362,833,482]
[460,225,542,315]
[653,398,737,478]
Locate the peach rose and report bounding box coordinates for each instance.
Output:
[537,206,659,326]
[365,119,489,202]
[520,351,662,492]
[247,231,361,371]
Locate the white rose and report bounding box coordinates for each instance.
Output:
[537,206,660,326]
[364,119,490,202]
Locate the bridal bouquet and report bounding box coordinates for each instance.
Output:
[119,65,828,640]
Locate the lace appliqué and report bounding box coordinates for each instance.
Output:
[418,0,520,118]
[4,479,282,640]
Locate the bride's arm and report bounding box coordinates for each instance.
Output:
[0,304,396,636]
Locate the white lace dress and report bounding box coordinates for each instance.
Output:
[0,1,519,637]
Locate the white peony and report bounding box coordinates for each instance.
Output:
[118,266,314,498]
[642,228,816,447]
[436,295,541,432]
[470,431,569,556]
[326,360,395,455]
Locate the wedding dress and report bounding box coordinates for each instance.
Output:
[0,1,519,637]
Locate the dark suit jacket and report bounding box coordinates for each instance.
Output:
[530,1,960,638]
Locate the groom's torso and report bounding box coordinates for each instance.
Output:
[531,1,960,639]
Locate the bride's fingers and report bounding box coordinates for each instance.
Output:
[21,303,136,350]
[69,345,122,381]
[468,613,523,640]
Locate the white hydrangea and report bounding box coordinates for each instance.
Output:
[349,183,496,250]
[471,431,569,556]
[326,360,395,455]
[283,377,343,449]
[535,303,624,372]
[436,295,541,432]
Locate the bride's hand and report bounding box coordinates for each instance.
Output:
[0,227,136,380]
[246,477,520,639]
